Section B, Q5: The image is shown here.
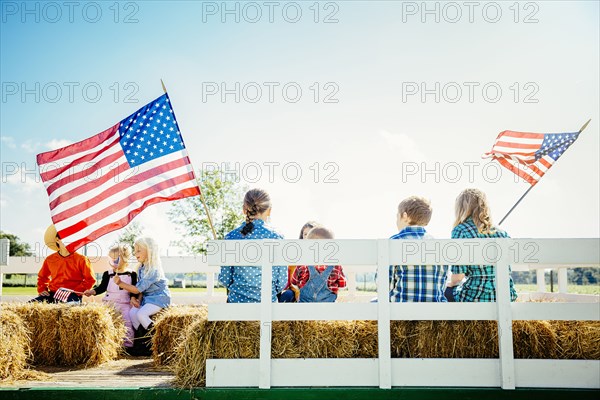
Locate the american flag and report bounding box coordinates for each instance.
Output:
[483,130,580,185]
[54,288,74,302]
[37,93,200,253]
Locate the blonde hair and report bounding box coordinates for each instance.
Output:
[306,226,334,240]
[134,237,164,276]
[398,196,433,226]
[454,188,495,234]
[108,243,132,272]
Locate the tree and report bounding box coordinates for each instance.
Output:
[168,169,247,255]
[113,221,144,250]
[0,231,34,256]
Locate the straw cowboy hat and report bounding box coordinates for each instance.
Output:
[44,225,60,251]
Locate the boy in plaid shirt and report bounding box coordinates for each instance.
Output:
[389,196,448,302]
[290,226,346,302]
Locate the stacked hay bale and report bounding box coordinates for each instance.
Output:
[152,305,208,366]
[4,302,126,368]
[0,309,30,380]
[5,303,62,365]
[58,303,126,366]
[551,321,600,359]
[171,313,598,388]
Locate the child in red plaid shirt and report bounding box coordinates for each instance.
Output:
[290,226,346,302]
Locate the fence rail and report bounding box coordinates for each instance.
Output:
[205,238,600,390]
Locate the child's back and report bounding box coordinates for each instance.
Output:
[389,196,448,302]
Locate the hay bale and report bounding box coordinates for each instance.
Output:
[552,321,600,359]
[152,305,208,366]
[272,322,300,358]
[391,321,417,358]
[353,321,378,358]
[0,309,30,380]
[5,303,62,365]
[173,317,219,388]
[513,321,558,359]
[58,303,126,366]
[279,321,357,358]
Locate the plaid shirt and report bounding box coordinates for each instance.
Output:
[451,218,518,302]
[291,265,347,294]
[389,226,448,302]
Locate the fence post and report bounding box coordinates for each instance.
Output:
[259,243,273,389]
[536,269,546,292]
[495,239,516,390]
[558,268,568,294]
[376,239,392,389]
[206,271,215,296]
[0,238,9,297]
[347,270,357,300]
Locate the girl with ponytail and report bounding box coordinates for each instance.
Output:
[448,189,518,302]
[218,189,288,303]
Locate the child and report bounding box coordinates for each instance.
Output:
[114,237,171,356]
[290,226,346,302]
[389,196,448,302]
[218,188,288,303]
[84,244,137,349]
[32,225,95,303]
[278,221,320,303]
[447,189,518,302]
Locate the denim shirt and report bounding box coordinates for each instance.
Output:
[136,264,171,308]
[218,219,287,303]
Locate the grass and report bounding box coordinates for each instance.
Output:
[515,284,600,295]
[2,285,598,297]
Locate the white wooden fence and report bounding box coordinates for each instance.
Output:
[204,238,600,390]
[1,237,599,389]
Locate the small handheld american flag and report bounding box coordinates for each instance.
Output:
[54,288,79,303]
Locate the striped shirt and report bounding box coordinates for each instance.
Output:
[389,226,448,302]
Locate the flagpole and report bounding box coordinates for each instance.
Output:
[161,79,218,240]
[498,118,591,226]
[498,186,534,226]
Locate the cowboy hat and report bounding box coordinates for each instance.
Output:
[44,225,60,251]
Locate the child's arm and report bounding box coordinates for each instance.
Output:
[84,271,109,296]
[114,274,141,294]
[335,266,347,288]
[36,259,51,296]
[218,266,234,289]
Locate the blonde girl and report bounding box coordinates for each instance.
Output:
[448,189,518,302]
[114,237,171,355]
[84,243,137,348]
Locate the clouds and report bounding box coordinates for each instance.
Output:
[0,136,16,149]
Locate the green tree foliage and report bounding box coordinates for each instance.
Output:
[113,221,144,250]
[168,169,247,254]
[0,231,34,256]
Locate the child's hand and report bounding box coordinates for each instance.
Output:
[130,297,140,308]
[290,284,300,302]
[83,289,96,297]
[39,290,50,297]
[113,275,121,285]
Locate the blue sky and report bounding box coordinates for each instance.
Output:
[1,0,599,255]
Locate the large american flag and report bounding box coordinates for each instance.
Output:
[483,130,580,185]
[37,93,200,253]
